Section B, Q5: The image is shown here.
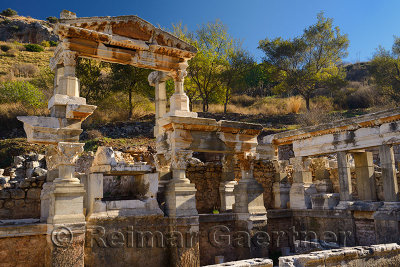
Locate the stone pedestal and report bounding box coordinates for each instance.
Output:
[273,182,291,209]
[289,171,317,210]
[311,193,340,210]
[165,150,198,218]
[233,154,267,215]
[219,181,237,212]
[165,180,198,217]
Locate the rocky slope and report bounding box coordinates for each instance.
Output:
[0,15,57,43]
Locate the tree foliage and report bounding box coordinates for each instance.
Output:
[174,20,235,112]
[0,81,46,108]
[1,8,17,17]
[109,64,152,119]
[258,12,349,110]
[370,38,400,104]
[76,58,108,103]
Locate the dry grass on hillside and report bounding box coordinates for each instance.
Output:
[0,41,53,77]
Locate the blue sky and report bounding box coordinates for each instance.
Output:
[4,0,400,63]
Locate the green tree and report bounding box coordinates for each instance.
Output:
[109,64,152,119]
[174,20,235,112]
[76,58,108,103]
[221,47,256,112]
[1,8,17,17]
[258,12,349,110]
[370,38,400,104]
[0,81,46,108]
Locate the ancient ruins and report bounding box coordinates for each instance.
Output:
[0,10,400,267]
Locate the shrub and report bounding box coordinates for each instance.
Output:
[40,40,50,47]
[0,81,46,108]
[297,110,344,127]
[24,44,44,52]
[11,63,39,77]
[1,8,17,17]
[46,16,58,24]
[287,96,303,113]
[0,44,11,52]
[5,48,17,57]
[49,40,58,47]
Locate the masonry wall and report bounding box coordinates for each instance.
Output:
[186,160,276,214]
[0,175,44,219]
[279,243,400,267]
[84,215,199,267]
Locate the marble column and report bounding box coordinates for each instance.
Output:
[379,145,399,202]
[337,151,353,201]
[148,71,169,136]
[289,157,317,209]
[166,62,197,118]
[233,153,266,215]
[165,150,198,217]
[46,142,86,267]
[353,151,377,201]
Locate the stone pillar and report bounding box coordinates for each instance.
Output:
[148,71,169,136]
[48,142,85,224]
[165,150,198,217]
[219,153,237,212]
[233,153,267,215]
[166,62,197,118]
[289,157,317,209]
[379,144,399,202]
[272,172,291,209]
[353,152,377,201]
[46,142,86,267]
[337,151,353,202]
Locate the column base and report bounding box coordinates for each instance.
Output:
[289,183,317,209]
[165,181,198,217]
[311,193,340,210]
[233,178,266,214]
[47,182,86,224]
[219,181,237,212]
[272,182,291,209]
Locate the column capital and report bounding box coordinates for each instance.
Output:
[171,149,193,170]
[57,142,84,166]
[148,71,169,86]
[170,62,188,82]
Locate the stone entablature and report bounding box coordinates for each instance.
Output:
[263,107,400,157]
[52,14,196,72]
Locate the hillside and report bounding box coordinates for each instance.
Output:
[0,15,57,44]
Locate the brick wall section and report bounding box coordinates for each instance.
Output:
[0,175,45,219]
